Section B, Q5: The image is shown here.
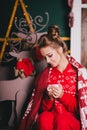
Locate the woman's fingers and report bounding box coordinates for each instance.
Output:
[47,84,64,99]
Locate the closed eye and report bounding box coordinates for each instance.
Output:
[44,54,53,60]
[48,54,53,58]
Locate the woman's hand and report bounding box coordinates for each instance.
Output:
[47,84,64,99]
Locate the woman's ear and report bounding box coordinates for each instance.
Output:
[57,46,63,54]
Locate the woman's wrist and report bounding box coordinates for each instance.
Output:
[49,96,54,101]
[47,94,54,101]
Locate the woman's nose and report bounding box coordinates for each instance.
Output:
[46,57,50,64]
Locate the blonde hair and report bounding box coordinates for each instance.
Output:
[38,25,67,53]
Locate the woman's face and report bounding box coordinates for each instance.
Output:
[40,46,63,67]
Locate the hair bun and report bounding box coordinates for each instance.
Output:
[47,25,60,40]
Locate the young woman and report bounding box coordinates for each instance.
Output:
[19,25,87,130]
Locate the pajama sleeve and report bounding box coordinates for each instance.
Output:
[59,93,79,114]
[40,96,54,111]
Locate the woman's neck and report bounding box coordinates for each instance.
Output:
[57,55,69,72]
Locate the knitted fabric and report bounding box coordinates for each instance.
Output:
[19,55,87,130]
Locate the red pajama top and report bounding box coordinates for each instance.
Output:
[19,56,87,130]
[41,63,79,115]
